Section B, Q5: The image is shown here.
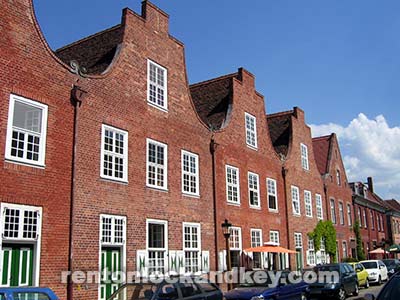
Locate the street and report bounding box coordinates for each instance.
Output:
[349,283,382,299]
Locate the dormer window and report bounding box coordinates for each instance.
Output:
[300,143,309,170]
[147,60,168,111]
[336,170,341,186]
[245,113,257,149]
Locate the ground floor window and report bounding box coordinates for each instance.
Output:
[147,219,168,275]
[183,223,201,273]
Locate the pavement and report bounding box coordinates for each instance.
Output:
[349,282,383,299]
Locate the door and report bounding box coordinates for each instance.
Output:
[295,249,303,271]
[100,248,121,300]
[1,244,34,287]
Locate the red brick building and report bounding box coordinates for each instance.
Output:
[350,178,388,259]
[313,134,356,261]
[267,108,326,270]
[190,69,288,271]
[0,0,77,298]
[384,199,400,257]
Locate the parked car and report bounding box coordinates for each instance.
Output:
[382,259,400,277]
[308,263,358,300]
[0,287,59,300]
[360,260,388,285]
[108,278,223,300]
[362,271,400,300]
[349,262,370,288]
[224,270,309,300]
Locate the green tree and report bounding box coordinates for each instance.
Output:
[308,220,337,262]
[353,220,366,261]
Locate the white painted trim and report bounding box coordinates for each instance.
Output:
[300,143,309,170]
[250,228,263,247]
[244,112,258,149]
[267,178,278,212]
[147,59,168,111]
[229,226,242,251]
[304,190,313,218]
[146,138,168,191]
[225,165,240,205]
[291,186,301,216]
[100,124,128,183]
[181,150,200,197]
[18,247,31,286]
[269,230,280,245]
[316,193,323,220]
[5,94,48,167]
[0,247,12,287]
[182,222,201,272]
[248,172,260,209]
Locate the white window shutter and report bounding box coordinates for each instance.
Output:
[176,250,185,274]
[136,250,148,276]
[201,251,210,273]
[164,250,169,274]
[218,250,227,271]
[169,250,179,274]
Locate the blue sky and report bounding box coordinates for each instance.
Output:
[33,1,400,198]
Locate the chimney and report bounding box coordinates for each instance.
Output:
[367,177,374,193]
[141,1,169,34]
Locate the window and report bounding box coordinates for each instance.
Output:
[251,229,262,268]
[147,60,167,110]
[316,194,323,220]
[183,223,201,273]
[294,233,303,249]
[1,204,41,240]
[229,227,242,268]
[347,204,352,226]
[270,231,280,245]
[100,125,128,182]
[330,199,336,224]
[339,202,345,225]
[5,94,48,166]
[377,215,381,231]
[307,238,316,266]
[342,241,348,259]
[291,186,301,215]
[358,207,362,226]
[147,219,168,275]
[336,170,341,186]
[226,165,240,204]
[363,209,367,228]
[181,150,199,196]
[100,215,126,245]
[248,172,260,208]
[146,139,168,190]
[267,178,278,211]
[320,240,327,264]
[245,113,257,148]
[300,143,309,170]
[304,190,312,217]
[371,212,375,230]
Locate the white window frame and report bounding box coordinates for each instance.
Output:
[294,233,303,249]
[269,231,280,245]
[251,229,263,247]
[336,170,341,186]
[267,178,278,212]
[245,112,258,149]
[146,219,168,275]
[339,201,345,225]
[330,199,337,224]
[371,212,375,230]
[291,186,301,216]
[316,194,323,220]
[342,241,348,259]
[100,125,128,182]
[304,190,312,217]
[182,222,201,273]
[5,94,48,167]
[147,59,168,111]
[307,238,316,266]
[248,172,260,209]
[229,227,242,251]
[300,143,309,170]
[363,209,367,228]
[347,204,352,226]
[146,138,168,190]
[181,150,200,197]
[226,165,240,205]
[99,214,126,246]
[0,203,43,287]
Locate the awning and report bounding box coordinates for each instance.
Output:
[369,247,389,254]
[244,245,297,254]
[388,244,400,253]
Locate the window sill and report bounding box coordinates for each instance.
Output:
[182,193,200,199]
[227,202,241,207]
[246,144,258,151]
[250,205,261,210]
[147,101,168,113]
[268,209,279,213]
[146,185,169,193]
[100,177,128,185]
[293,213,301,217]
[306,215,313,218]
[5,158,45,169]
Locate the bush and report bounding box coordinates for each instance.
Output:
[342,257,358,263]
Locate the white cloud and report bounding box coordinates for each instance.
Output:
[310,113,400,200]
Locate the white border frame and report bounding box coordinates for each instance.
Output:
[291,185,301,216]
[5,94,48,167]
[229,226,242,251]
[316,194,323,220]
[182,222,201,273]
[248,172,260,209]
[304,190,313,218]
[267,178,278,212]
[146,138,168,191]
[100,124,129,183]
[244,112,258,150]
[300,143,309,170]
[225,165,240,205]
[147,59,168,112]
[181,150,200,197]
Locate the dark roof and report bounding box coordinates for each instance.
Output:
[266,111,292,157]
[190,73,236,130]
[55,25,123,75]
[385,200,400,212]
[312,135,332,175]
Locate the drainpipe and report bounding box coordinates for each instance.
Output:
[67,84,86,300]
[210,137,219,273]
[281,166,291,270]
